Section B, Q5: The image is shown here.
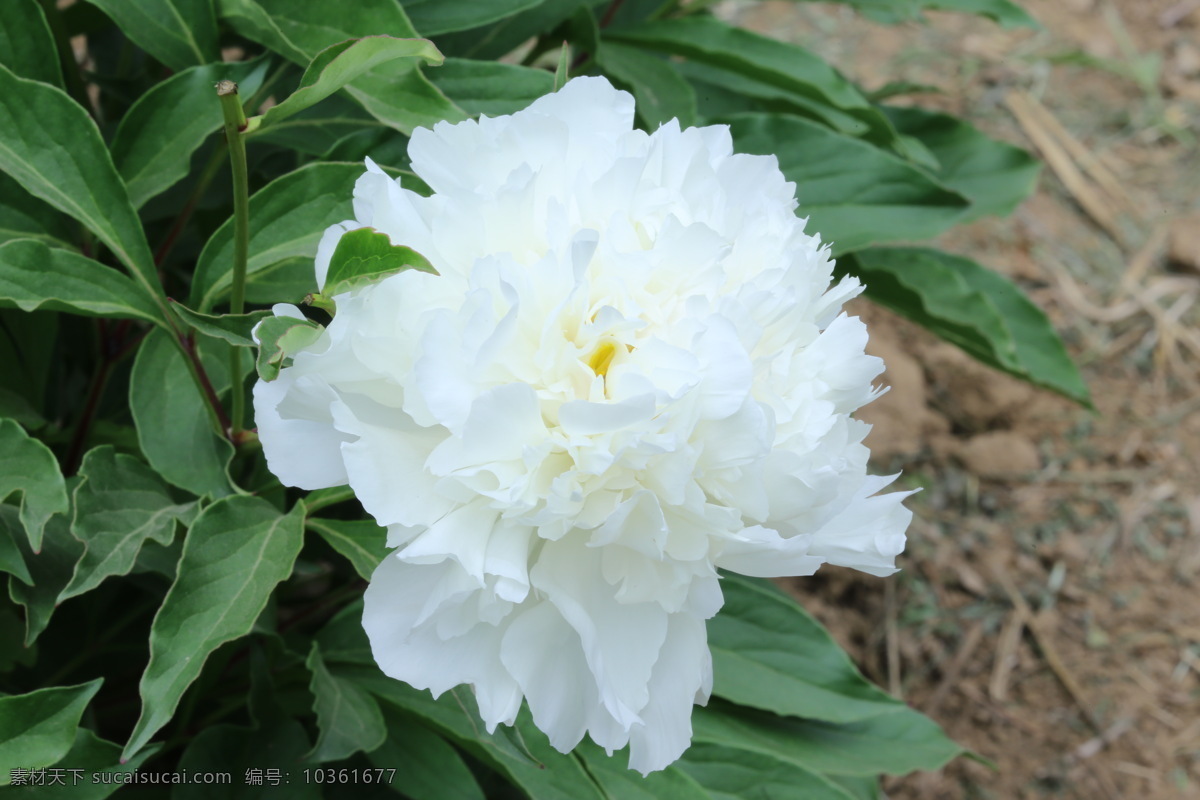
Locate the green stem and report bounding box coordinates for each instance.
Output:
[218,81,251,442]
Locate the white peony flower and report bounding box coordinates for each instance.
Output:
[253,76,912,774]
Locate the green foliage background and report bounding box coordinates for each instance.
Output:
[0,0,1083,796]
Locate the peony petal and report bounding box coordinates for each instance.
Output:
[363,556,519,712]
[251,371,350,490]
[332,400,453,528]
[558,393,655,436]
[626,613,710,775]
[532,539,669,728]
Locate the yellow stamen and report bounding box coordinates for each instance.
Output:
[585,340,618,378]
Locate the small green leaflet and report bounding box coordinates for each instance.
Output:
[256,36,445,131]
[305,642,387,763]
[60,447,198,603]
[7,512,82,645]
[320,227,437,299]
[4,728,160,800]
[0,418,68,552]
[554,40,570,90]
[255,316,325,382]
[0,679,103,784]
[306,518,388,581]
[171,301,271,349]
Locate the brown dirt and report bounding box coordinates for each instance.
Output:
[725,1,1200,797]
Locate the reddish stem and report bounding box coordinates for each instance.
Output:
[154,196,198,269]
[600,0,628,27]
[65,321,148,475]
[181,332,234,438]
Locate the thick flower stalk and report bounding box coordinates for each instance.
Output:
[253,77,911,774]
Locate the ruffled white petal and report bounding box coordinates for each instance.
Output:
[253,74,912,775]
[251,372,349,490]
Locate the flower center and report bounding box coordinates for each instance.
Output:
[584,340,618,378]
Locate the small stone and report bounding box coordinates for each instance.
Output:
[1172,41,1200,79]
[957,430,1041,477]
[1167,211,1200,274]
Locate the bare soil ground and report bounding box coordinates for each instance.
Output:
[725,1,1200,797]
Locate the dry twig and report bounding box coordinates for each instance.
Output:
[989,562,1103,733]
[1006,91,1131,245]
[928,621,986,715]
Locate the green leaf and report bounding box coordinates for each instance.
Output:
[314,599,374,665]
[359,672,605,800]
[727,113,968,253]
[174,720,318,800]
[0,507,32,584]
[0,418,68,552]
[575,741,711,799]
[816,0,1037,28]
[827,775,883,800]
[866,81,943,102]
[305,642,387,762]
[565,6,598,62]
[87,0,220,71]
[710,576,904,723]
[254,315,324,382]
[0,310,56,415]
[110,59,267,209]
[7,511,82,645]
[323,227,437,297]
[123,495,305,761]
[217,0,465,132]
[429,58,555,118]
[0,388,43,432]
[0,64,159,299]
[678,742,855,800]
[606,18,896,147]
[693,701,961,777]
[597,41,697,129]
[171,302,272,348]
[0,172,76,251]
[190,162,364,312]
[436,0,592,61]
[59,447,197,602]
[258,36,445,130]
[403,0,544,35]
[129,328,235,498]
[303,486,356,514]
[555,40,570,91]
[680,60,870,138]
[177,654,317,800]
[322,129,418,172]
[842,248,1090,404]
[249,95,384,157]
[307,518,387,581]
[0,239,162,323]
[883,105,1040,222]
[369,705,486,800]
[5,729,159,800]
[0,0,64,88]
[0,679,103,785]
[0,607,34,673]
